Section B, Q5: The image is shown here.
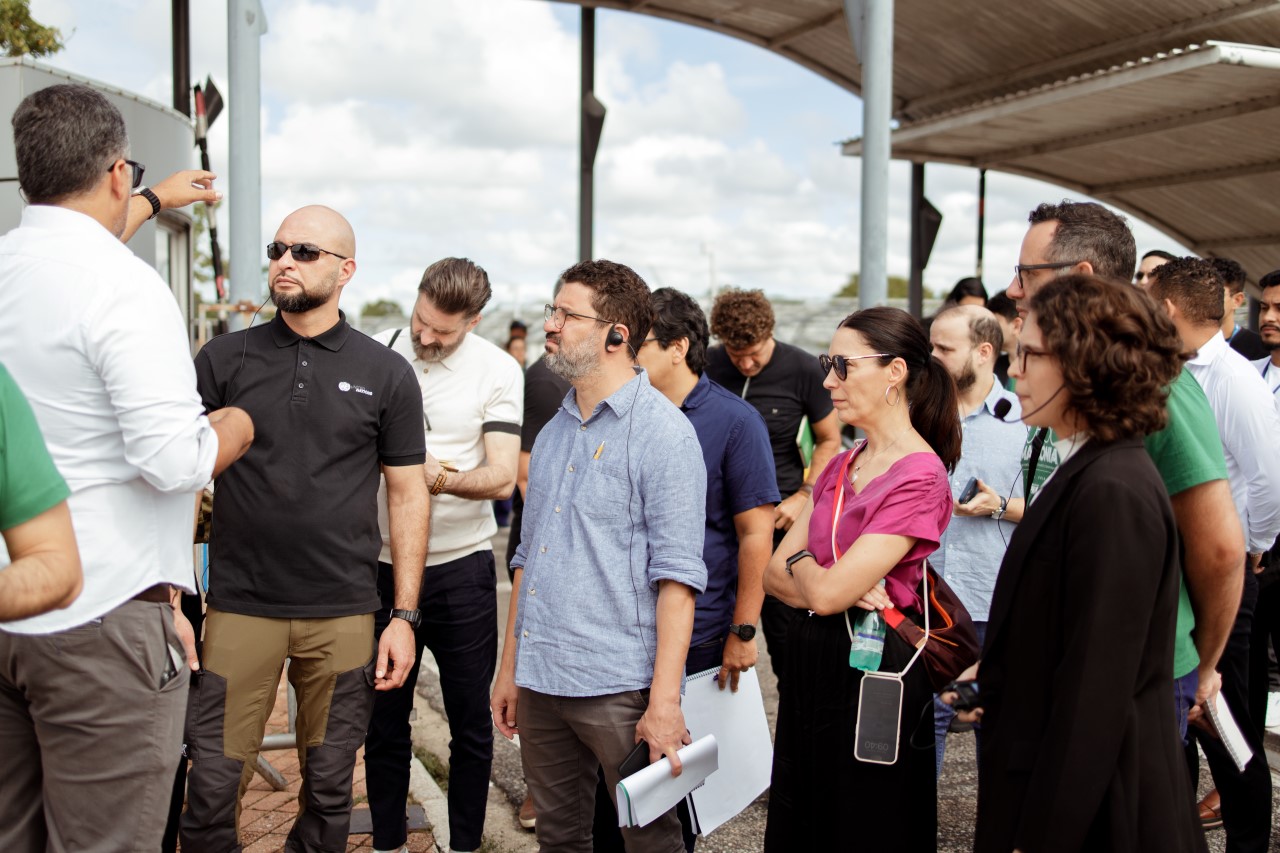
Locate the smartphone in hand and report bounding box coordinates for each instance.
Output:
[957,478,980,505]
[618,740,650,778]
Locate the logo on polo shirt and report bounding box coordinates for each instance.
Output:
[338,380,373,396]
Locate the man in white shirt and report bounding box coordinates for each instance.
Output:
[1150,257,1280,850]
[1252,271,1280,399]
[0,83,253,852]
[367,258,523,853]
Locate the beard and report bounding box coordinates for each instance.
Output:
[271,269,337,314]
[545,333,601,382]
[413,337,464,363]
[954,360,978,393]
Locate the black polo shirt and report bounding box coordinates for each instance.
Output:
[705,340,833,496]
[195,311,425,618]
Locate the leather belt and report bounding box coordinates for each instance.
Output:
[132,584,172,604]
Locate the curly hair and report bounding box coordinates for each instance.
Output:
[557,259,652,354]
[1148,257,1224,327]
[1028,274,1186,443]
[710,288,774,348]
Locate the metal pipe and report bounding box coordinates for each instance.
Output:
[171,0,190,116]
[579,7,595,263]
[227,0,267,327]
[909,162,923,317]
[976,167,986,279]
[847,0,893,309]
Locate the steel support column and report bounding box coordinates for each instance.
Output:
[846,0,893,309]
[171,0,190,116]
[228,0,267,324]
[908,162,924,317]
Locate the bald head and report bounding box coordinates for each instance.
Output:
[935,304,1003,351]
[277,205,356,258]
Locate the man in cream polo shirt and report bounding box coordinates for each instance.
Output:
[368,257,523,853]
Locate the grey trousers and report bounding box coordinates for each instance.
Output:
[0,599,190,853]
[517,687,684,853]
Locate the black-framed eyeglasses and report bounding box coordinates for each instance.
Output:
[544,303,610,330]
[266,241,350,262]
[109,158,146,189]
[818,352,890,381]
[1015,260,1082,289]
[1014,342,1051,372]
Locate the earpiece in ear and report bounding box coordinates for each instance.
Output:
[606,327,625,350]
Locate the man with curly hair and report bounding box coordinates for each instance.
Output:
[1150,257,1280,848]
[1008,201,1248,845]
[705,288,841,695]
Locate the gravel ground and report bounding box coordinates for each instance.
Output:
[409,529,1279,851]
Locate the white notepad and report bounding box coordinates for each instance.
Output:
[1205,691,1254,772]
[679,666,774,836]
[616,735,718,828]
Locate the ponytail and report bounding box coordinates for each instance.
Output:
[837,306,962,472]
[907,355,961,472]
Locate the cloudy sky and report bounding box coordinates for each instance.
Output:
[31,0,1186,314]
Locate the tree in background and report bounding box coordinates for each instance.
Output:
[838,273,917,300]
[361,299,405,319]
[0,0,63,57]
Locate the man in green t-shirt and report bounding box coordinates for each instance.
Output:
[1005,201,1244,755]
[0,364,81,621]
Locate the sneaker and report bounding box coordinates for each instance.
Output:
[1266,692,1280,729]
[519,793,537,830]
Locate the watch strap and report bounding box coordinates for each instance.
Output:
[134,186,161,220]
[785,549,815,576]
[390,608,421,629]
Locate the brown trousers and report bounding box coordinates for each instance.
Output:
[0,599,189,853]
[517,687,684,853]
[179,608,375,853]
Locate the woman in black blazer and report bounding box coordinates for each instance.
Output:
[949,275,1208,853]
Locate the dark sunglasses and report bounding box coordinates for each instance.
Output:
[266,241,350,262]
[108,158,145,189]
[818,352,890,381]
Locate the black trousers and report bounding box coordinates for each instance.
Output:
[759,528,802,697]
[1247,571,1280,742]
[365,553,498,853]
[1191,568,1273,853]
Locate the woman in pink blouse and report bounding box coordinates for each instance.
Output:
[763,307,961,851]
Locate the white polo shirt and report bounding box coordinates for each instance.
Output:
[375,328,523,566]
[0,205,218,634]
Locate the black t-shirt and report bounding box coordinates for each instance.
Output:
[507,356,571,569]
[1229,326,1270,361]
[195,312,425,618]
[705,340,833,495]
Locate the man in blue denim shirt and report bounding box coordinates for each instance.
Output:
[491,260,707,852]
[927,305,1024,777]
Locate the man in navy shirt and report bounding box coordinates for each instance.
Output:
[637,288,779,683]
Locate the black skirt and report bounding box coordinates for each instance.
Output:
[765,609,937,852]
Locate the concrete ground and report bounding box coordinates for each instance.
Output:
[208,526,1280,851]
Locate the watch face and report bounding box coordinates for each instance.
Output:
[732,624,757,641]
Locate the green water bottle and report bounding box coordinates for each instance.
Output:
[848,580,887,671]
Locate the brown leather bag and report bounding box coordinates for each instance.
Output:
[882,561,981,692]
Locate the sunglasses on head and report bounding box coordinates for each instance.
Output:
[266,241,350,262]
[818,352,890,381]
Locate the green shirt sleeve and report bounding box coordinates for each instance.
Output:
[0,364,70,531]
[1142,368,1228,496]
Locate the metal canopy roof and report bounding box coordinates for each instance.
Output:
[548,0,1280,280]
[843,40,1280,283]
[548,0,1280,116]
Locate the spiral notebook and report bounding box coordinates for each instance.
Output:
[679,666,774,836]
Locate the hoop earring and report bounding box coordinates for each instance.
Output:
[884,384,901,407]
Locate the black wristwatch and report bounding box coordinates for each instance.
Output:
[785,549,815,577]
[390,608,421,630]
[728,623,757,641]
[133,186,161,220]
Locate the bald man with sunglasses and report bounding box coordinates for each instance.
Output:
[182,206,430,852]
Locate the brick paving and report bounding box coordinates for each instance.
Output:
[179,675,436,853]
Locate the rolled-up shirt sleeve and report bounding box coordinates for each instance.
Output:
[84,270,217,494]
[639,429,708,593]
